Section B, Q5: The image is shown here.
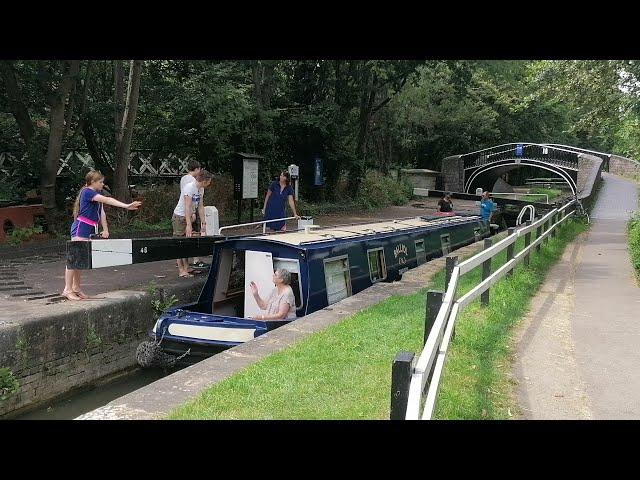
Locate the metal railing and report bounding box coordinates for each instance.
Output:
[492,192,549,203]
[390,199,578,420]
[218,216,300,235]
[461,143,581,171]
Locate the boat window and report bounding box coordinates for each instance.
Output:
[324,256,352,305]
[273,258,303,309]
[227,250,245,294]
[440,233,451,256]
[415,239,426,265]
[367,247,387,283]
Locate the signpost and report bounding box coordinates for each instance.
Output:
[232,153,263,224]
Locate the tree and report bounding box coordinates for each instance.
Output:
[0,60,80,230]
[113,60,143,202]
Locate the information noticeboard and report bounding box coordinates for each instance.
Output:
[242,158,259,199]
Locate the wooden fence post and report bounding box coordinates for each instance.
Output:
[506,227,516,277]
[390,351,415,420]
[481,238,492,306]
[425,290,443,345]
[551,213,557,238]
[445,255,458,291]
[524,220,532,266]
[535,224,542,253]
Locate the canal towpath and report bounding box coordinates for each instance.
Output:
[514,172,640,419]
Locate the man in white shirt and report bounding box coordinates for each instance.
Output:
[180,160,206,267]
[172,170,213,277]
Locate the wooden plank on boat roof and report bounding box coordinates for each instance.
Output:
[253,216,476,246]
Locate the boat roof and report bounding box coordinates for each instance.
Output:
[248,215,482,247]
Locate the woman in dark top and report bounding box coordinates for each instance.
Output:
[261,171,300,231]
[438,193,454,213]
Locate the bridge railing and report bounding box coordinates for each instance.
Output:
[541,144,611,172]
[461,143,581,171]
[389,199,578,420]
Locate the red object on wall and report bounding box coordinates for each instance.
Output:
[0,204,46,241]
[432,211,456,217]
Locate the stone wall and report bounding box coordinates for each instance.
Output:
[0,280,204,417]
[610,155,640,177]
[441,155,464,193]
[577,154,603,203]
[399,169,438,190]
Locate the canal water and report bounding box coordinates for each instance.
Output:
[14,367,178,420]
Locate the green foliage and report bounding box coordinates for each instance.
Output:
[5,225,43,246]
[0,367,20,402]
[3,59,640,210]
[86,325,102,349]
[151,294,178,316]
[147,281,178,315]
[298,171,412,216]
[146,280,159,296]
[628,212,640,279]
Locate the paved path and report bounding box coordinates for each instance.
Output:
[515,173,640,419]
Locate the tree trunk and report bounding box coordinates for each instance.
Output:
[348,69,376,193]
[113,60,143,202]
[113,60,125,143]
[41,60,81,233]
[0,61,35,144]
[83,119,112,183]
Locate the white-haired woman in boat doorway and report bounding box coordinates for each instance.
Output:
[249,268,297,320]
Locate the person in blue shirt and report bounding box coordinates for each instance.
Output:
[480,191,497,222]
[261,171,300,231]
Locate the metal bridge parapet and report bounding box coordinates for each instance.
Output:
[461,143,581,171]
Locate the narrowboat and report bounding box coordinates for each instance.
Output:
[141,214,490,365]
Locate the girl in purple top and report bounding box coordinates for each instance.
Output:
[261,171,300,231]
[63,170,142,301]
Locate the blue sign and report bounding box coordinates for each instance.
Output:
[515,144,524,157]
[314,157,324,186]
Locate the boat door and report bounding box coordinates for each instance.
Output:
[244,250,274,318]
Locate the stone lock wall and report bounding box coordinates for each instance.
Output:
[0,280,204,417]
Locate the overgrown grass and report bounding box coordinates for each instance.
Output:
[167,218,587,420]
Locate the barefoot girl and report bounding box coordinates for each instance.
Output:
[62,170,142,301]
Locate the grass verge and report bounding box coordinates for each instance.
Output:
[629,212,640,280]
[167,219,587,420]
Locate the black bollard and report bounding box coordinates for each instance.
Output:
[390,351,415,420]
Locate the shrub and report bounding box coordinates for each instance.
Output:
[298,170,413,216]
[6,225,43,246]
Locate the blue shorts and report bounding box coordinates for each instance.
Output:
[70,219,96,239]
